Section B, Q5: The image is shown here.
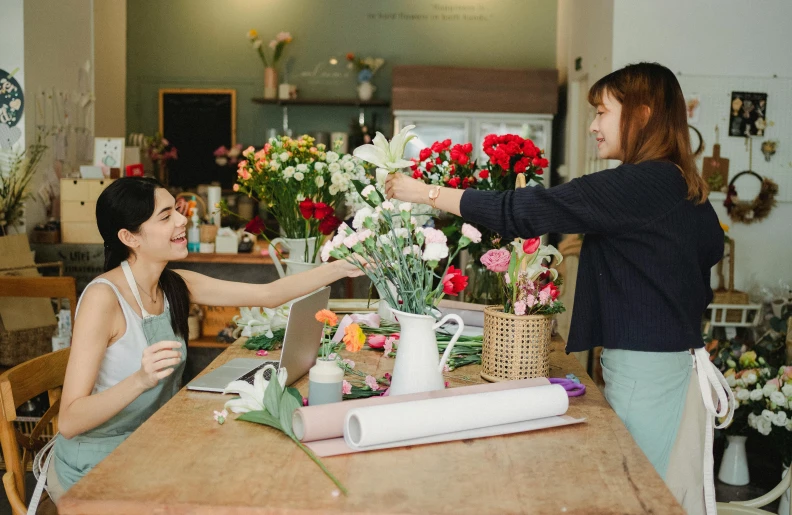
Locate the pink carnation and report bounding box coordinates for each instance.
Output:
[539,289,551,305]
[423,227,447,244]
[342,380,352,395]
[365,375,379,391]
[480,248,511,273]
[525,294,537,307]
[514,301,527,316]
[461,223,482,243]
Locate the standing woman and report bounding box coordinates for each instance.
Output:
[42,177,362,501]
[385,63,733,515]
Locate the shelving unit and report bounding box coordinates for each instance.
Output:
[251,97,390,107]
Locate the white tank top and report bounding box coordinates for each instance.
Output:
[75,278,167,395]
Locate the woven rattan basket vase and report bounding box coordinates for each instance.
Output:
[481,305,552,382]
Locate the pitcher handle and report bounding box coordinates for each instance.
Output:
[433,314,464,373]
[268,237,287,278]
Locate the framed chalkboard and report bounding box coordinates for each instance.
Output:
[158,88,237,188]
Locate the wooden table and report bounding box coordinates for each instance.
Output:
[58,338,684,514]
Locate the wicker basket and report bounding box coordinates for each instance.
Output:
[0,324,57,368]
[481,305,552,382]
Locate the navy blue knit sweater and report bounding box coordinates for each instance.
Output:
[460,160,724,353]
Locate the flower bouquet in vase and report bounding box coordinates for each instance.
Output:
[236,135,366,277]
[478,237,565,382]
[322,126,480,395]
[247,29,293,99]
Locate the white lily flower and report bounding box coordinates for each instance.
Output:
[223,365,288,413]
[353,125,416,175]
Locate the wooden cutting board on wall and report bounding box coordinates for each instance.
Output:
[702,143,730,191]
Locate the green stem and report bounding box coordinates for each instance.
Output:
[291,436,348,495]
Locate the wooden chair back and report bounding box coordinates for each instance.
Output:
[0,347,70,515]
[0,276,77,325]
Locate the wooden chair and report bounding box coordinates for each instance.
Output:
[0,276,77,326]
[0,348,69,514]
[717,462,792,514]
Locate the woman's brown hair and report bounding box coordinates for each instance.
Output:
[588,62,708,204]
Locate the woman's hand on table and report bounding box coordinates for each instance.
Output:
[385,172,430,204]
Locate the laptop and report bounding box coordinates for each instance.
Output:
[187,286,331,393]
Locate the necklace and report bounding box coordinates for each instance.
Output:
[135,280,159,304]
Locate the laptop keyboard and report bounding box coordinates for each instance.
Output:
[238,362,279,385]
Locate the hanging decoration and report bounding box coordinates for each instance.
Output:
[724,170,778,224]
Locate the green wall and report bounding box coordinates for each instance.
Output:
[126,0,557,146]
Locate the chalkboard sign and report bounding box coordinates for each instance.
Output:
[158,89,236,188]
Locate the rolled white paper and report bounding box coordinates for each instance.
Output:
[344,384,569,450]
[206,185,222,228]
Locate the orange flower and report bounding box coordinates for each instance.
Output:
[315,309,338,326]
[343,323,365,352]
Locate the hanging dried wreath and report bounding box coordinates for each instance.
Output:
[724,170,778,224]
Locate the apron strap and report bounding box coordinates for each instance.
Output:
[27,435,56,515]
[121,260,152,318]
[692,346,736,515]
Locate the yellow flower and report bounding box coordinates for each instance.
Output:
[739,350,757,368]
[247,29,258,39]
[720,222,729,232]
[343,323,365,352]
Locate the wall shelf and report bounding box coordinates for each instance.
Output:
[251,98,390,107]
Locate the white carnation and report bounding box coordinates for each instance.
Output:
[343,160,355,171]
[328,185,339,195]
[764,382,780,396]
[422,242,449,262]
[293,172,304,181]
[315,176,325,188]
[403,245,421,257]
[315,162,326,172]
[736,388,751,402]
[771,391,788,408]
[328,162,341,174]
[750,388,764,401]
[748,412,758,427]
[279,152,289,162]
[352,207,373,230]
[399,202,413,212]
[296,163,309,173]
[361,185,376,198]
[773,410,788,427]
[782,384,792,397]
[756,417,773,435]
[283,166,295,178]
[320,241,333,262]
[326,151,340,163]
[743,371,758,385]
[762,409,775,421]
[726,375,737,388]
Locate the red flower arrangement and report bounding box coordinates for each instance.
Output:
[409,139,478,190]
[482,133,548,185]
[298,199,342,235]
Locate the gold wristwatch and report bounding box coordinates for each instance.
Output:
[428,186,441,209]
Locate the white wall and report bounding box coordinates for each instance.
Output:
[94,0,126,138]
[610,0,792,293]
[23,0,94,232]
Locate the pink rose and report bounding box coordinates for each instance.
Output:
[522,238,541,255]
[480,248,511,273]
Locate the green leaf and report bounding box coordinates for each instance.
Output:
[238,410,283,431]
[279,390,302,438]
[286,386,303,406]
[264,374,283,417]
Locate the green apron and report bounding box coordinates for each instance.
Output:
[52,262,186,492]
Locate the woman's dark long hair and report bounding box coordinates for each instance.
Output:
[96,177,189,341]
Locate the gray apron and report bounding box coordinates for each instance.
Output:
[49,261,186,495]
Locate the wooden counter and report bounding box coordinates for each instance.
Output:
[176,252,275,265]
[58,338,683,514]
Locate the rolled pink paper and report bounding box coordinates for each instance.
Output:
[292,377,549,442]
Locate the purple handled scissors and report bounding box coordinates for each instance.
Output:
[549,377,586,397]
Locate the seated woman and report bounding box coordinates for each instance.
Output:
[45,177,362,500]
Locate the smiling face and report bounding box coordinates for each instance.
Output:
[126,188,189,262]
[589,89,624,161]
